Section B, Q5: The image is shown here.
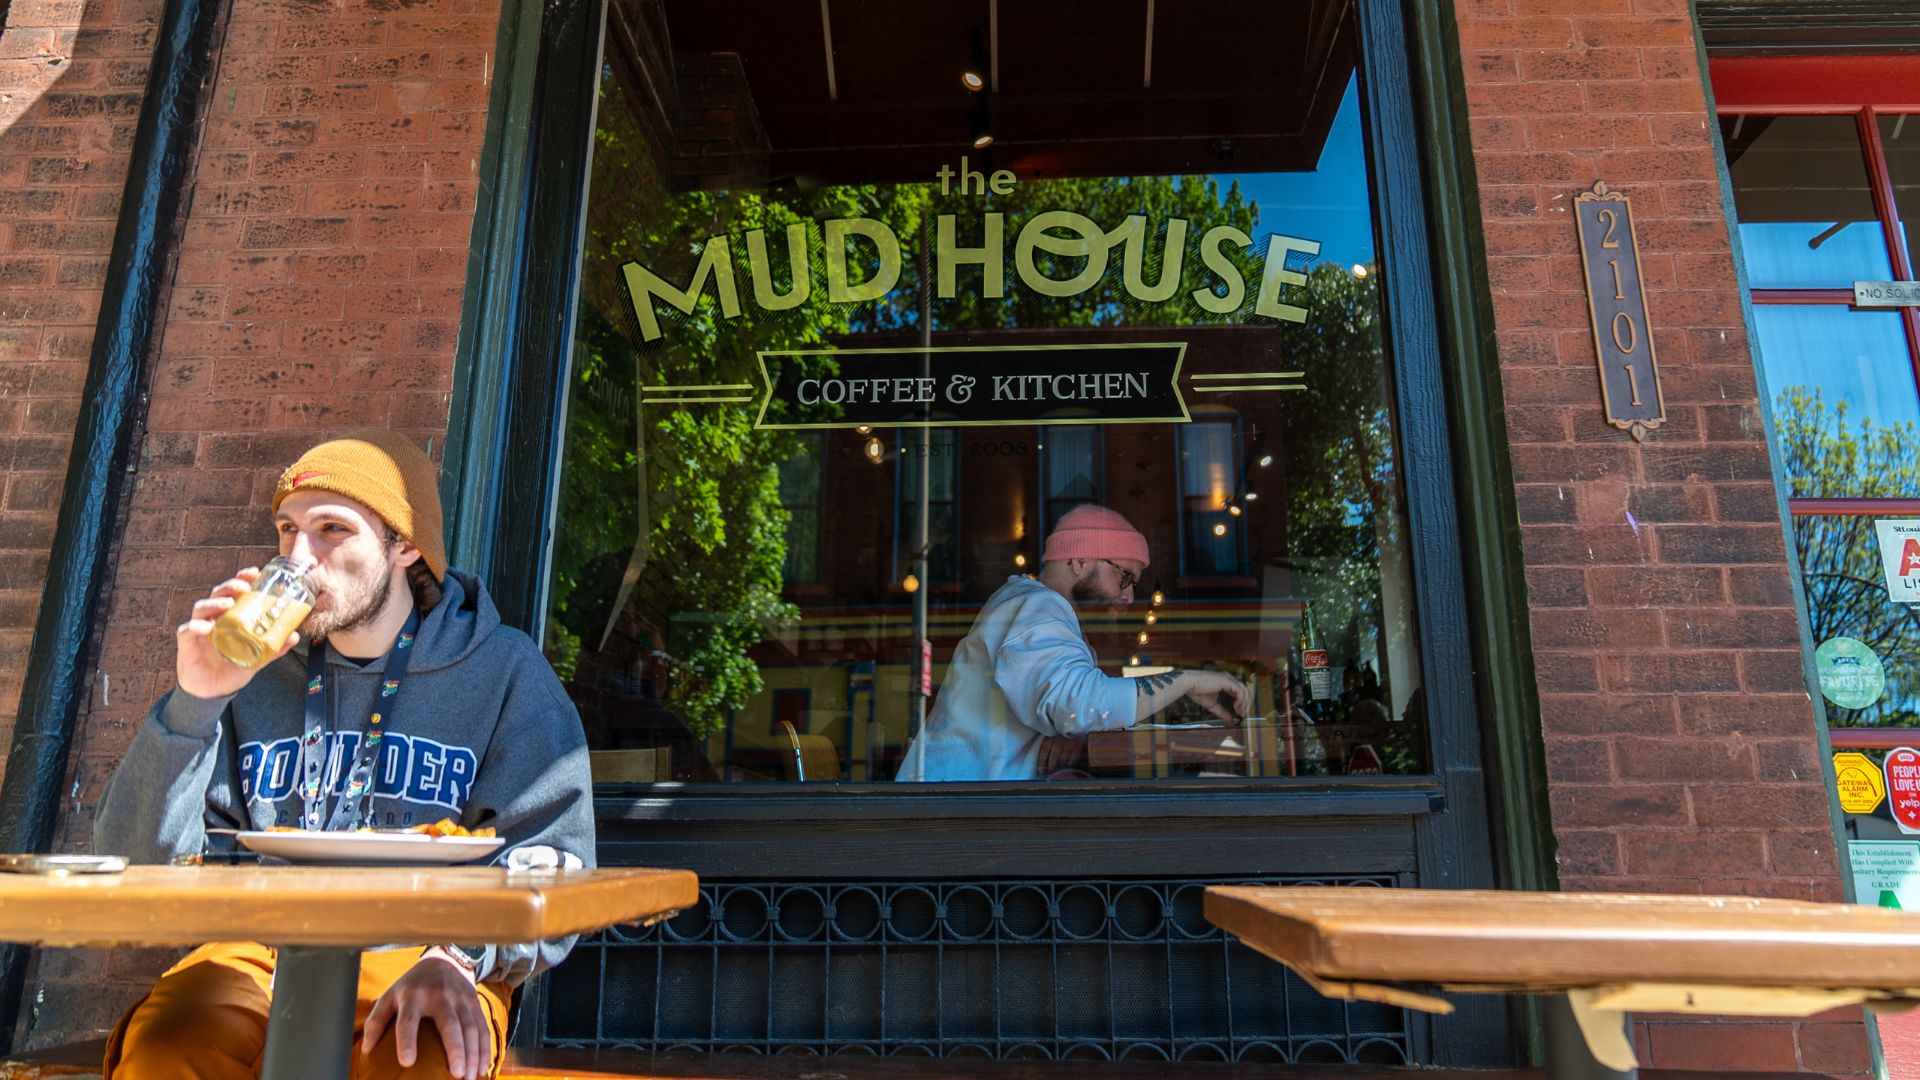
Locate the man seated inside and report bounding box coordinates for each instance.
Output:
[93,432,595,1080]
[897,505,1249,781]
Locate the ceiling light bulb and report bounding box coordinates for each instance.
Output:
[1228,505,1242,517]
[1352,264,1369,278]
[1244,491,1258,501]
[972,133,994,149]
[1138,631,1150,645]
[1152,591,1164,606]
[864,437,884,463]
[1257,454,1273,468]
[1213,523,1228,537]
[1013,553,1027,568]
[1129,655,1140,666]
[856,425,871,434]
[1145,612,1157,625]
[962,71,986,91]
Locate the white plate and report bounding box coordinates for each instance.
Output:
[237,830,504,866]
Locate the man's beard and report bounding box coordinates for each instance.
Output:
[1070,569,1123,606]
[303,564,395,641]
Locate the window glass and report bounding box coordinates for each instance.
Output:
[897,428,959,584]
[1179,419,1246,578]
[1879,113,1920,277]
[1793,515,1920,727]
[1758,306,1919,498]
[778,434,823,583]
[1721,114,1893,289]
[547,0,1428,783]
[1040,426,1101,535]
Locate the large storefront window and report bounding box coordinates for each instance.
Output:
[1722,102,1920,738]
[547,0,1426,784]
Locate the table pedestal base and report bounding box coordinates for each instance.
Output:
[1545,994,1635,1080]
[264,946,361,1080]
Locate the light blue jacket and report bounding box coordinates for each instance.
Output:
[898,576,1137,781]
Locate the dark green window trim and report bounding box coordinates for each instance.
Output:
[442,0,604,631]
[1399,0,1556,899]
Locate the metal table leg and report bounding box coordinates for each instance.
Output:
[262,946,361,1080]
[1545,993,1637,1080]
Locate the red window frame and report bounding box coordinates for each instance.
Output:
[1712,56,1920,740]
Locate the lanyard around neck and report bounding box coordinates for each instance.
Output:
[297,609,421,831]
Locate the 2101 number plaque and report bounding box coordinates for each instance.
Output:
[1575,181,1664,442]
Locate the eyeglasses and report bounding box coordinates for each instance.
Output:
[1100,559,1139,593]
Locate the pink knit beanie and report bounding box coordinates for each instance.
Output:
[1042,505,1150,569]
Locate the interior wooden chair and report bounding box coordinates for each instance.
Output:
[777,720,841,782]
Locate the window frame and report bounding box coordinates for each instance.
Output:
[891,428,960,588]
[778,432,827,586]
[1715,55,1920,741]
[447,0,1507,837]
[1174,414,1252,581]
[1036,424,1105,539]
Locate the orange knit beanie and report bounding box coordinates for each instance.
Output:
[271,431,447,581]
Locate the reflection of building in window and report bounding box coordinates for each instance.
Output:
[777,433,825,584]
[1039,426,1104,536]
[1177,418,1247,577]
[771,687,811,738]
[896,429,959,584]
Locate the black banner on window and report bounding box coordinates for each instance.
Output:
[752,343,1190,429]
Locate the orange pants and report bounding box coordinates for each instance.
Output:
[103,942,511,1079]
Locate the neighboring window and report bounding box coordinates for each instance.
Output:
[545,1,1427,782]
[1039,425,1103,535]
[778,433,824,584]
[1177,419,1248,578]
[1717,63,1920,747]
[895,428,959,585]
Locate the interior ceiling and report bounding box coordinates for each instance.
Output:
[657,0,1356,182]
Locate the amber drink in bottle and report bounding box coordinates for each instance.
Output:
[210,556,316,669]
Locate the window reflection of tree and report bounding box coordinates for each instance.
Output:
[1778,387,1920,729]
[778,434,825,584]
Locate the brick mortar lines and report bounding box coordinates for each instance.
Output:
[15,0,501,1051]
[1452,0,1866,1073]
[0,0,163,791]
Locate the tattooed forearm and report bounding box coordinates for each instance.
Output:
[1133,670,1184,697]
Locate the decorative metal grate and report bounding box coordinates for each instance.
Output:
[539,877,1412,1063]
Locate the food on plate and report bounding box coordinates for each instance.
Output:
[407,818,496,838]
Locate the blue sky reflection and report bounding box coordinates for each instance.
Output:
[1221,75,1375,272]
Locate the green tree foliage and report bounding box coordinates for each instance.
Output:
[1776,386,1920,727]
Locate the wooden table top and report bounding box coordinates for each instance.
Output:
[1205,885,1920,993]
[0,865,699,949]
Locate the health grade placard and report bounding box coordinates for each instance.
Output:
[1850,840,1920,909]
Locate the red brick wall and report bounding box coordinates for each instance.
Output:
[16,0,498,1047]
[0,0,157,793]
[1451,0,1865,1072]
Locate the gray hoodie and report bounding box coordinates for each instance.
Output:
[93,569,597,988]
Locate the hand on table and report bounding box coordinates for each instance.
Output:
[361,952,491,1080]
[175,568,299,698]
[1183,671,1251,724]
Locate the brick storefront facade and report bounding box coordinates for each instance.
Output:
[0,0,1889,1069]
[1453,0,1866,1071]
[0,0,158,788]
